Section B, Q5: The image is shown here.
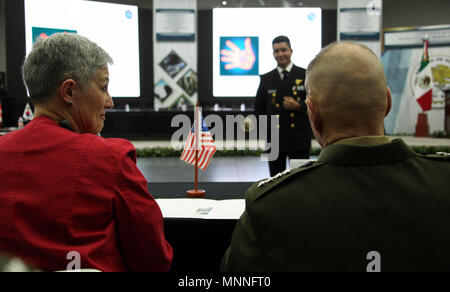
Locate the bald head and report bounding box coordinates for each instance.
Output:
[305,42,390,145]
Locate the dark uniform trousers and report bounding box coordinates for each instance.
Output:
[255,65,312,177]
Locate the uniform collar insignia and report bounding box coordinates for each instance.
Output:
[257,169,291,188]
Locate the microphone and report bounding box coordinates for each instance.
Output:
[59,120,74,132]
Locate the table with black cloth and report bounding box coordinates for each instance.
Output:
[150,182,252,272]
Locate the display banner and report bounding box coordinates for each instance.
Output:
[384,25,450,49]
[337,0,382,58]
[153,0,197,111]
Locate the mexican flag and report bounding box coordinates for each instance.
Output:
[414,37,433,111]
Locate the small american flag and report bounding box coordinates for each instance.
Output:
[180,116,217,171]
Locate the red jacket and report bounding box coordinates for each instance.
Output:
[0,116,172,271]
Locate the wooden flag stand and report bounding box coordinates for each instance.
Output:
[186,148,206,197]
[415,112,429,137]
[187,101,206,198]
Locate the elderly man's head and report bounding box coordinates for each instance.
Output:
[305,41,391,147]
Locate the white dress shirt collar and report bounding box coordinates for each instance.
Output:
[277,62,294,77]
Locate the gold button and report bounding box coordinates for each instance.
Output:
[272,93,276,97]
[291,123,295,128]
[276,103,280,108]
[293,91,297,96]
[290,113,295,118]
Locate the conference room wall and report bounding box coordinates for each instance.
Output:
[1,0,449,127]
[1,0,450,76]
[0,3,335,128]
[383,0,450,28]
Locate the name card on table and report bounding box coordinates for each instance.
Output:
[155,198,245,220]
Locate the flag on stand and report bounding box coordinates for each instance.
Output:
[23,103,34,120]
[414,36,433,111]
[180,115,217,171]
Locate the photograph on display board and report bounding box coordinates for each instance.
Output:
[168,94,194,111]
[159,50,187,78]
[32,27,77,43]
[177,69,197,97]
[220,36,259,76]
[154,79,173,102]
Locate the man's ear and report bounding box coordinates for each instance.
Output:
[59,79,77,105]
[306,97,317,126]
[385,87,392,117]
[306,96,322,138]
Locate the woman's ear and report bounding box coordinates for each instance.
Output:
[59,79,77,105]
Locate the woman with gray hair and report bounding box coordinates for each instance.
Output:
[0,33,173,272]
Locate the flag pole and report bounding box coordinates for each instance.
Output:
[187,100,206,198]
[194,154,198,191]
[195,128,198,191]
[414,35,431,137]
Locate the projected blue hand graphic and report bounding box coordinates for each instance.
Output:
[220,37,256,70]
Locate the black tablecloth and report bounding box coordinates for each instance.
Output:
[164,218,237,272]
[150,182,249,272]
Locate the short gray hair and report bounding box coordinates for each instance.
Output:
[306,41,377,78]
[22,33,113,104]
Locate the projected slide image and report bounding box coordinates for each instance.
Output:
[159,50,187,79]
[154,79,173,102]
[25,0,140,97]
[177,69,197,97]
[169,94,194,110]
[32,27,77,44]
[220,37,259,76]
[213,8,322,97]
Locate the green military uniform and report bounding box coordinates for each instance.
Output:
[221,137,450,271]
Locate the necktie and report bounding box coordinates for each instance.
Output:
[282,70,289,81]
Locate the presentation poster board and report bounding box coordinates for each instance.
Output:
[382,25,450,134]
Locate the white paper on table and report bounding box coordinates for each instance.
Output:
[155,198,245,220]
